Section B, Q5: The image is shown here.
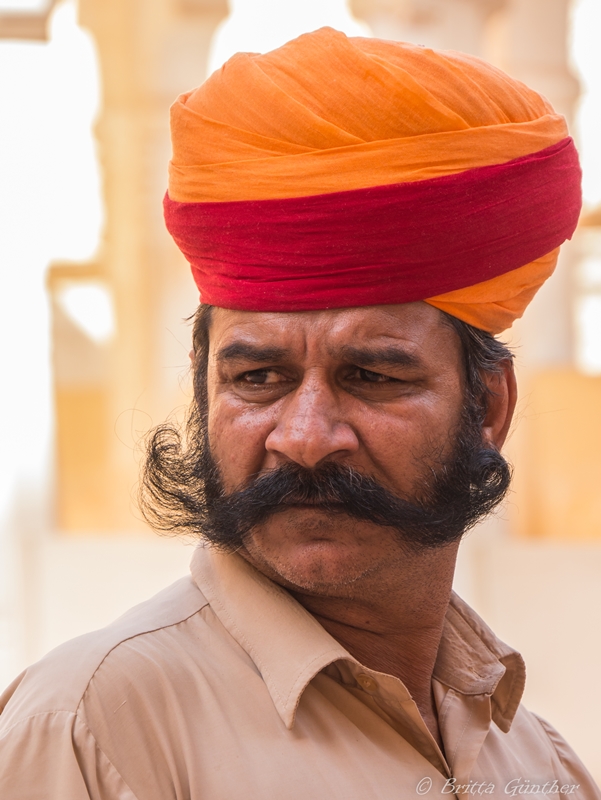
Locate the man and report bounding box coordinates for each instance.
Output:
[1,27,599,799]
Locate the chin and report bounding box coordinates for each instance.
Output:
[242,510,397,593]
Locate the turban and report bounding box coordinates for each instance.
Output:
[164,27,582,333]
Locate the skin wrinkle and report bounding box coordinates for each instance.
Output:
[140,301,516,748]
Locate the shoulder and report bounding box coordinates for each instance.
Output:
[528,712,601,797]
[497,705,601,799]
[0,575,209,733]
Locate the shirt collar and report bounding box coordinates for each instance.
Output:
[436,593,526,733]
[190,545,525,732]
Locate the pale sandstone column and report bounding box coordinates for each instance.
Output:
[351,0,504,58]
[498,0,579,369]
[76,0,227,530]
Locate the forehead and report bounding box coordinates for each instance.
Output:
[208,302,462,368]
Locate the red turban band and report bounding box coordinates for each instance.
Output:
[165,28,582,333]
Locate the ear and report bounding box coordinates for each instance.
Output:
[189,348,195,364]
[481,361,517,450]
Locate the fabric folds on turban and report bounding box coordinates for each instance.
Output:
[165,27,582,333]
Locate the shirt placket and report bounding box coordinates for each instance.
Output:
[343,663,452,778]
[434,683,494,790]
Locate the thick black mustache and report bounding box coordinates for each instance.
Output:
[208,462,432,528]
[202,448,510,550]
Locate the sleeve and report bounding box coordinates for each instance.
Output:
[0,710,139,800]
[534,713,601,800]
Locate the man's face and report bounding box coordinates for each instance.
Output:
[206,302,469,593]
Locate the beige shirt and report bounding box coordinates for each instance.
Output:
[1,545,599,800]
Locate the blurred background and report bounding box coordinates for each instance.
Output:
[1,0,600,781]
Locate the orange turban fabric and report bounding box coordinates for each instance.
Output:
[165,28,581,333]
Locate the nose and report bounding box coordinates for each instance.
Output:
[265,374,359,469]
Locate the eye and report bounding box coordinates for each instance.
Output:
[239,369,283,385]
[356,368,396,383]
[341,366,414,400]
[232,367,295,403]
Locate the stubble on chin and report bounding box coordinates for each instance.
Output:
[237,510,412,597]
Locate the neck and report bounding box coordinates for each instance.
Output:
[288,544,459,746]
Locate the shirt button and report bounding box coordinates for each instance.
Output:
[356,673,377,692]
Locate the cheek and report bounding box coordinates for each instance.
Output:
[356,395,462,490]
[208,395,276,490]
[359,415,424,487]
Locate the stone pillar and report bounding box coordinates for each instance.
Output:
[502,0,579,122]
[498,0,580,369]
[73,0,227,530]
[351,0,504,57]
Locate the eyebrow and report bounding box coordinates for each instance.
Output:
[216,342,290,364]
[336,345,424,370]
[215,341,425,370]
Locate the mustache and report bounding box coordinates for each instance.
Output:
[140,388,512,551]
[202,452,509,550]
